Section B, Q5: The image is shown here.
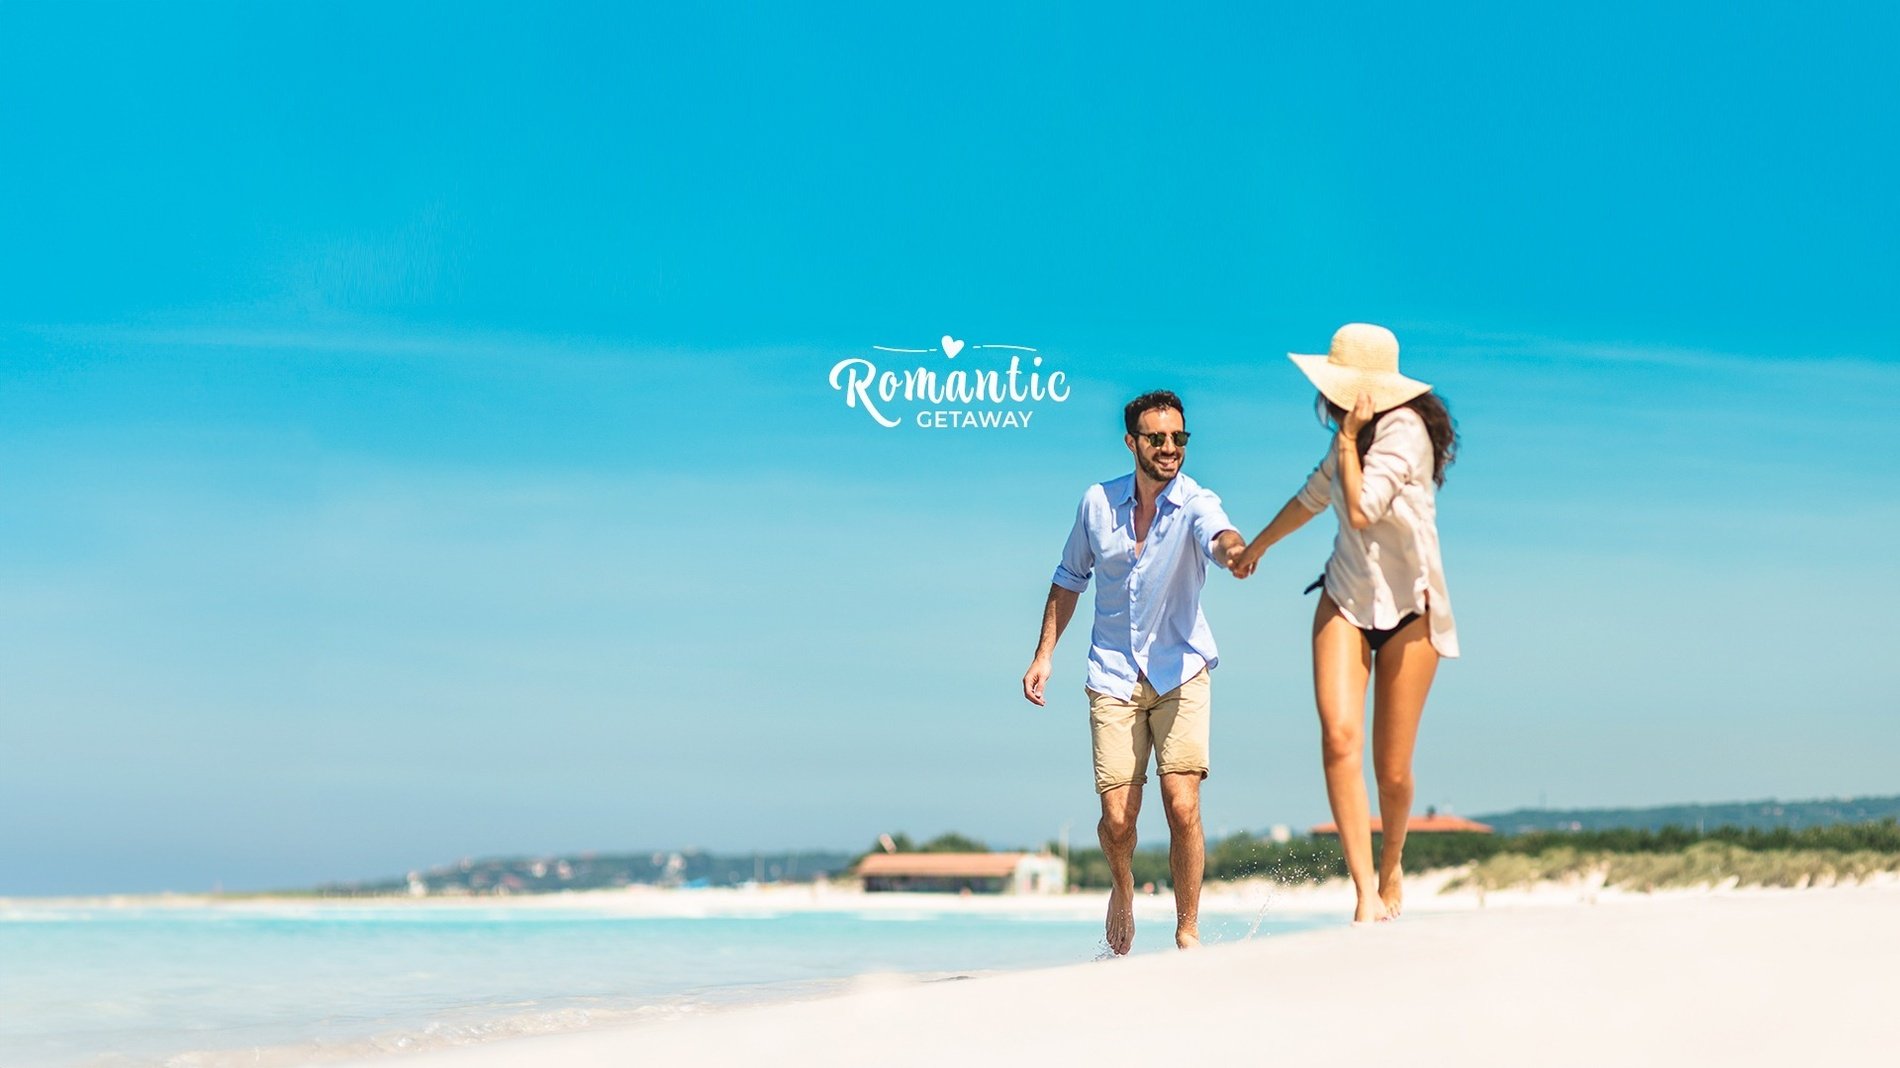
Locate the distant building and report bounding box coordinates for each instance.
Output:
[855,852,1066,894]
[1310,812,1494,835]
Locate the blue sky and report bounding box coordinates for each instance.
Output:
[2,3,1896,894]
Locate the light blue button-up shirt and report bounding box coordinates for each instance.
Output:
[1051,472,1237,700]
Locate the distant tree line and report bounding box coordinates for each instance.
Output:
[306,815,1900,896]
[862,832,991,856]
[1056,820,1900,890]
[317,848,859,896]
[1475,794,1900,834]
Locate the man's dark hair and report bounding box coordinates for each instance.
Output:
[1123,390,1184,435]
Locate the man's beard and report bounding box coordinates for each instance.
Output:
[1136,452,1179,482]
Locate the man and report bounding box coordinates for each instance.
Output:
[1022,390,1247,953]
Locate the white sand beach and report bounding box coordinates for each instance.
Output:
[311,879,1898,1067]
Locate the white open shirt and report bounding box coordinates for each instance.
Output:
[1296,407,1460,658]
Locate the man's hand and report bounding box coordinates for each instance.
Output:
[1022,655,1053,706]
[1025,585,1077,707]
[1212,530,1249,577]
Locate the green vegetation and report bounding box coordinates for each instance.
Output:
[1448,832,1900,892]
[1060,820,1900,893]
[1474,794,1900,834]
[308,808,1900,897]
[1061,833,1345,889]
[864,832,990,855]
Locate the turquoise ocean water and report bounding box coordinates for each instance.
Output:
[2,899,1335,1067]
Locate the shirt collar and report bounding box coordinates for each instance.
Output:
[1116,473,1188,508]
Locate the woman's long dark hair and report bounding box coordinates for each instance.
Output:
[1318,391,1459,487]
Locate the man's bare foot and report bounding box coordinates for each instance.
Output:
[1176,927,1201,950]
[1353,892,1391,924]
[1105,886,1135,955]
[1378,865,1403,918]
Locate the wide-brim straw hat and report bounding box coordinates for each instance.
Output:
[1288,323,1432,413]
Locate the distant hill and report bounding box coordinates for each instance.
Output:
[320,849,858,896]
[1474,795,1900,835]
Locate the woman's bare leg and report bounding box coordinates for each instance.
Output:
[1312,593,1384,923]
[1371,615,1439,918]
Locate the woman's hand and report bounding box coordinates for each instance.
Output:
[1341,392,1375,438]
[1231,542,1265,579]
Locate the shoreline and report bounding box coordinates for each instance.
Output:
[15,863,1895,917]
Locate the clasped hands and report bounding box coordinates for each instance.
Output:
[1229,539,1267,580]
[1214,530,1267,580]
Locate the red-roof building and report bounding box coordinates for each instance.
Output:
[854,852,1066,894]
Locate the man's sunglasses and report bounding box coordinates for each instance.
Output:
[1136,431,1191,448]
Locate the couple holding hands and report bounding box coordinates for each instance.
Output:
[1021,323,1460,951]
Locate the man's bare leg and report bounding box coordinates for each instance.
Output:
[1098,782,1142,955]
[1159,771,1204,948]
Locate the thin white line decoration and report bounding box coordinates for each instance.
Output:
[871,343,1040,353]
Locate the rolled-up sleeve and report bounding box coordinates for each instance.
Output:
[1188,490,1238,560]
[1051,490,1096,592]
[1295,451,1335,513]
[1357,413,1428,523]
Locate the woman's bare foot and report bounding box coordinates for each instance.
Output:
[1353,891,1391,924]
[1378,865,1404,918]
[1105,886,1135,955]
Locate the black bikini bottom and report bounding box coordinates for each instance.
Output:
[1304,575,1422,653]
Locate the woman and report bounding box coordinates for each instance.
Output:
[1233,323,1459,923]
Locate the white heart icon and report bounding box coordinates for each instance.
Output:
[941,335,965,359]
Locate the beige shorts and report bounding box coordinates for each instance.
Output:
[1086,669,1210,794]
